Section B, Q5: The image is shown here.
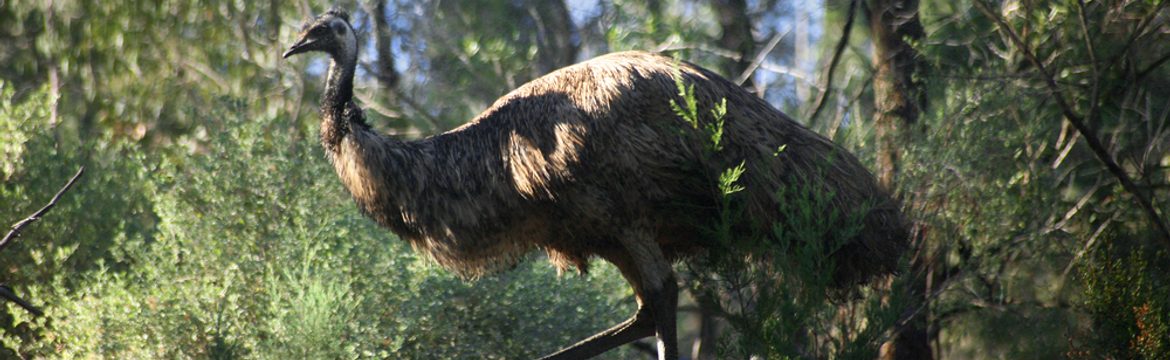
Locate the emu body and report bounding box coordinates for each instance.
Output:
[286,10,906,360]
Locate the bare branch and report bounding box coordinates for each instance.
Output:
[358,61,442,132]
[1099,1,1168,77]
[973,1,1170,244]
[711,0,756,87]
[1,165,85,317]
[1135,51,1170,83]
[734,29,788,87]
[1075,0,1100,127]
[0,285,42,316]
[807,0,858,123]
[1,166,86,252]
[1058,211,1120,289]
[655,44,822,89]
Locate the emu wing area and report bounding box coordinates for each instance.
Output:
[403,51,905,283]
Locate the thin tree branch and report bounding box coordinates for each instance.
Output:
[734,30,787,86]
[1098,0,1168,77]
[0,285,42,316]
[1,165,85,317]
[656,44,822,89]
[1075,0,1100,128]
[1057,211,1120,291]
[974,1,1170,244]
[357,61,441,132]
[711,0,756,88]
[1135,51,1170,83]
[391,87,443,132]
[807,0,858,123]
[355,90,402,118]
[1,166,86,252]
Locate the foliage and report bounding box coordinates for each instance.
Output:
[0,87,635,359]
[0,81,158,353]
[1079,234,1170,359]
[0,84,44,179]
[2,0,1170,358]
[670,74,902,358]
[686,177,903,359]
[878,0,1170,357]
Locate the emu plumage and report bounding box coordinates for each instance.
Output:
[285,9,907,360]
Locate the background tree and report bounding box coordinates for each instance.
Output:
[2,0,1169,358]
[864,0,931,358]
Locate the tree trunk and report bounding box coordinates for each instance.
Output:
[867,0,924,189]
[866,0,931,359]
[690,292,721,360]
[530,0,578,74]
[268,0,281,41]
[369,0,400,94]
[795,3,810,101]
[711,0,756,89]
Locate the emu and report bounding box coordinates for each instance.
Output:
[284,9,907,360]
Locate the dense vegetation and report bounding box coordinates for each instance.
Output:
[2,0,1168,358]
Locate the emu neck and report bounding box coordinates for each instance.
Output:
[317,47,417,235]
[324,53,356,109]
[320,51,360,151]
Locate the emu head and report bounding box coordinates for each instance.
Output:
[282,9,357,60]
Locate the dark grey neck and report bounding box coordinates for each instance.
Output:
[323,54,356,111]
[320,51,364,151]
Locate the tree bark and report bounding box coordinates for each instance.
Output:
[867,0,924,189]
[368,0,400,94]
[711,0,756,89]
[688,292,722,360]
[530,0,578,74]
[866,0,931,359]
[268,0,281,41]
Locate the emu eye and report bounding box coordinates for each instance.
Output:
[331,21,347,35]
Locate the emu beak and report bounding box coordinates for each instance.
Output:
[282,37,315,59]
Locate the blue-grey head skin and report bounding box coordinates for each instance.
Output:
[282,9,356,60]
[283,8,362,140]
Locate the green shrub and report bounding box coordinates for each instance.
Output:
[1079,233,1170,359]
[1,89,635,358]
[670,76,902,359]
[685,177,904,359]
[0,82,156,356]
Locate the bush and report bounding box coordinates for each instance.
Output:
[685,177,904,359]
[0,82,156,356]
[1079,232,1170,359]
[1,89,636,358]
[671,76,903,359]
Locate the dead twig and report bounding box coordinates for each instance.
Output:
[974,1,1170,244]
[0,285,42,316]
[806,0,858,123]
[734,29,788,86]
[2,166,85,251]
[1,165,85,316]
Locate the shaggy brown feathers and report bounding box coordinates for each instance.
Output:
[322,51,907,284]
[287,11,907,357]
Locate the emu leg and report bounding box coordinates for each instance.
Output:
[536,308,654,360]
[538,252,655,360]
[614,226,680,360]
[646,275,679,360]
[538,235,680,360]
